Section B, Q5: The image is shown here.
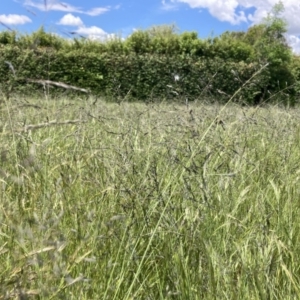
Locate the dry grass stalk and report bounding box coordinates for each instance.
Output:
[15,119,86,133]
[0,21,13,31]
[27,79,90,93]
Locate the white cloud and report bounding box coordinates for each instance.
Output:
[24,0,80,12]
[163,0,300,52]
[76,26,114,41]
[57,14,83,26]
[0,14,31,25]
[161,0,179,11]
[24,0,110,16]
[76,26,107,36]
[172,0,249,24]
[86,7,110,17]
[286,34,300,55]
[283,3,300,35]
[55,11,114,41]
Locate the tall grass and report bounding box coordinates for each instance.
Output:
[1,96,300,299]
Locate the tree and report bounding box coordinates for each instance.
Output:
[250,1,292,66]
[0,30,17,45]
[125,24,181,55]
[211,31,254,61]
[125,30,151,54]
[244,2,295,103]
[179,31,209,56]
[18,26,64,50]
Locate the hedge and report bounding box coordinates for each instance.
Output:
[0,45,276,104]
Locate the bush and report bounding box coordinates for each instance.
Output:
[0,16,298,105]
[0,44,270,103]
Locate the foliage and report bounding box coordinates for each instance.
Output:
[0,45,270,102]
[252,3,294,102]
[17,26,64,51]
[258,2,291,65]
[0,30,17,45]
[125,30,152,54]
[1,99,300,298]
[289,55,300,95]
[209,34,254,61]
[0,3,299,104]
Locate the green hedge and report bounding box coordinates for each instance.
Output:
[0,23,298,104]
[0,45,275,103]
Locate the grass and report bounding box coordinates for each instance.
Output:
[1,95,300,299]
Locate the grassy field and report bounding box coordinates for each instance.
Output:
[1,95,300,299]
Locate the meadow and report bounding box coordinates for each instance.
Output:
[1,95,300,299]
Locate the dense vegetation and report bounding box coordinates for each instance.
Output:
[1,2,300,299]
[1,97,300,298]
[0,2,299,104]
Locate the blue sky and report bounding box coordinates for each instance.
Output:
[1,0,300,53]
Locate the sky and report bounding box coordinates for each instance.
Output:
[1,0,300,54]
